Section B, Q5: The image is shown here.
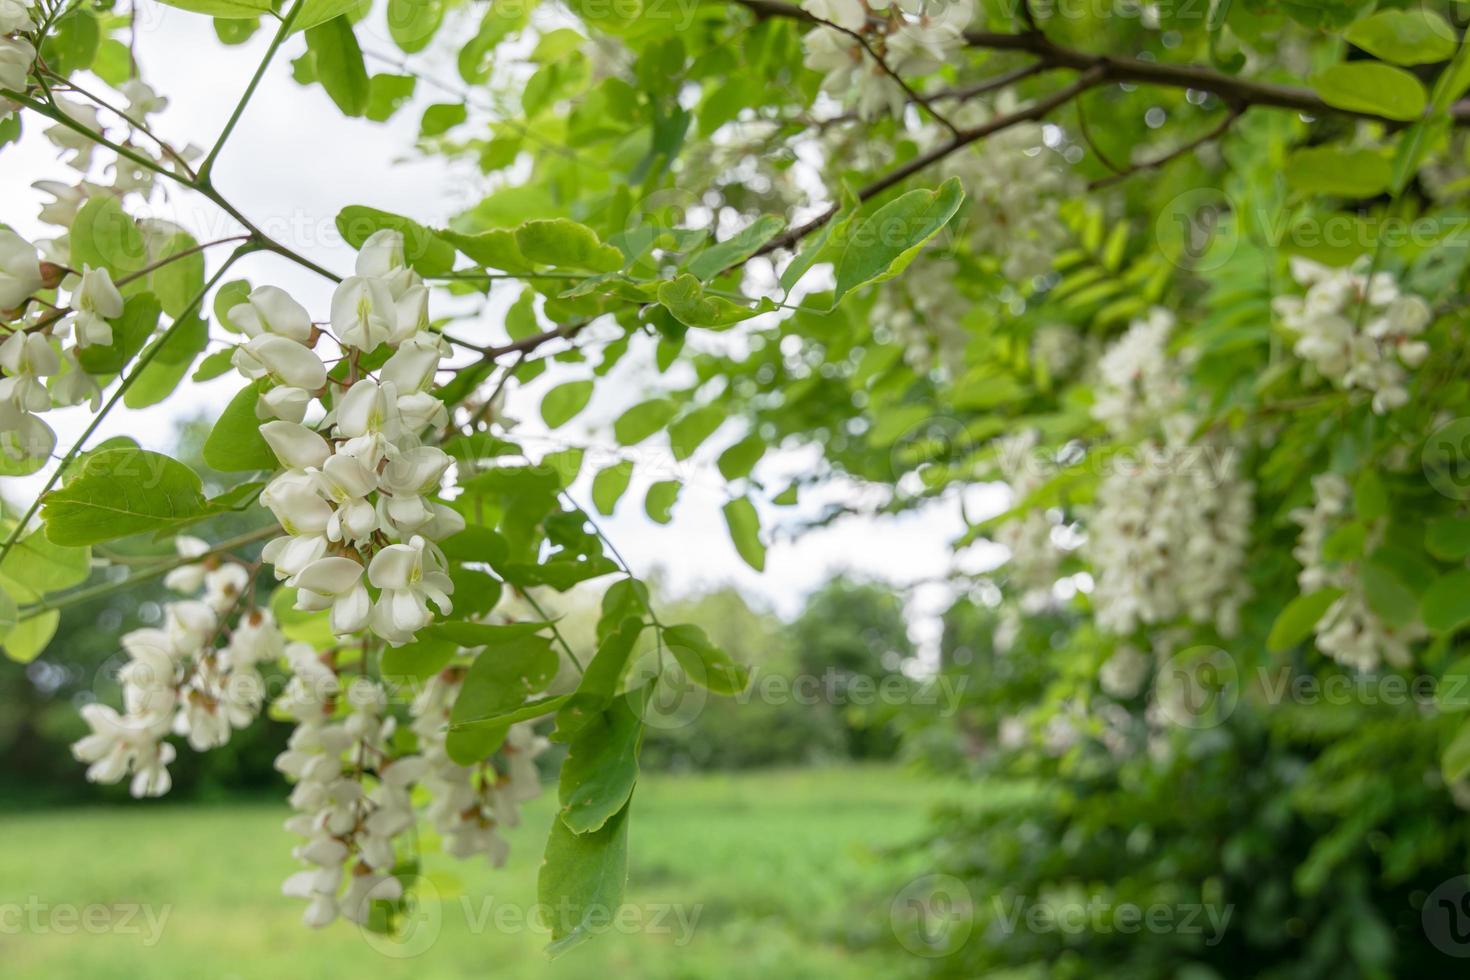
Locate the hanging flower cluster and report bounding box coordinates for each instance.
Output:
[240,230,460,646]
[275,666,425,928]
[937,99,1081,284]
[991,429,1064,608]
[0,0,35,124]
[1085,309,1254,637]
[874,256,970,378]
[800,0,973,120]
[1,57,198,464]
[1289,473,1420,672]
[412,669,548,865]
[1273,257,1432,415]
[71,537,281,797]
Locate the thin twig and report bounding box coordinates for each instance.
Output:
[1088,104,1244,190]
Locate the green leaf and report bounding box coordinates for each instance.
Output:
[293,0,368,33]
[365,73,416,122]
[717,434,765,481]
[75,293,161,376]
[446,634,559,724]
[439,228,532,273]
[203,382,280,473]
[668,404,724,461]
[426,621,551,648]
[0,529,90,595]
[721,496,765,572]
[613,398,677,445]
[538,797,631,958]
[832,177,965,303]
[1353,470,1389,522]
[149,233,207,318]
[1284,146,1392,198]
[644,480,680,524]
[386,0,444,52]
[41,450,209,546]
[337,205,456,276]
[306,16,371,117]
[1362,560,1418,630]
[540,380,594,428]
[2,609,58,663]
[662,623,749,695]
[155,0,272,17]
[1343,10,1457,66]
[213,279,252,329]
[554,617,644,742]
[1266,588,1344,653]
[515,219,623,273]
[1444,718,1470,784]
[1312,62,1428,122]
[71,196,148,275]
[656,274,760,329]
[686,215,785,280]
[125,314,208,409]
[378,637,457,681]
[1427,517,1470,562]
[1423,570,1470,634]
[1437,656,1470,713]
[591,461,633,516]
[420,101,467,137]
[558,691,642,834]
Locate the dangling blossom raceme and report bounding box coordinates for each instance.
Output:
[411,669,549,866]
[240,230,458,646]
[274,672,424,928]
[1084,310,1254,637]
[70,542,281,796]
[800,0,972,121]
[1273,258,1432,415]
[1289,473,1421,671]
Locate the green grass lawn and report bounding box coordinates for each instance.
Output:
[0,766,943,979]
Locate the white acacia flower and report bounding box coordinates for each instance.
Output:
[0,331,61,412]
[45,97,101,172]
[0,0,35,33]
[0,36,35,94]
[333,378,400,464]
[0,228,42,310]
[801,0,866,30]
[69,265,124,347]
[233,334,326,391]
[367,536,453,644]
[294,555,372,635]
[260,420,332,471]
[32,180,86,226]
[257,385,313,423]
[229,285,313,342]
[311,453,380,543]
[331,276,398,351]
[48,351,102,411]
[119,78,167,118]
[163,535,211,593]
[203,563,250,613]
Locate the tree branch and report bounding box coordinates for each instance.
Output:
[1088,104,1245,190]
[732,0,1470,127]
[757,66,1109,258]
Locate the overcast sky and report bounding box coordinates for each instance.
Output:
[6,6,1008,654]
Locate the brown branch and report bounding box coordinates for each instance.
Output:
[1089,104,1245,190]
[811,15,962,137]
[756,66,1109,258]
[732,0,1470,127]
